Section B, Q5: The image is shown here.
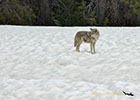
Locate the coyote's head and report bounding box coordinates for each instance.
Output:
[90,28,100,40]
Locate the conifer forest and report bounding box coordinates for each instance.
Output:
[0,0,139,26]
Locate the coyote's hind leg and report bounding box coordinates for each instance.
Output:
[76,41,82,52]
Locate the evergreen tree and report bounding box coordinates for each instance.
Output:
[0,0,36,25]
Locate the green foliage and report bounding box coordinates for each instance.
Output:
[103,17,109,26]
[0,0,36,25]
[61,0,73,6]
[88,10,98,26]
[121,0,140,15]
[0,0,139,26]
[71,1,89,26]
[52,0,98,26]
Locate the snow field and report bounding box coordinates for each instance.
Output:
[0,26,140,100]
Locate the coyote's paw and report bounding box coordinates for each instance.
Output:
[91,52,96,54]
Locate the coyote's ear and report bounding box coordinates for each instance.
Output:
[94,29,97,32]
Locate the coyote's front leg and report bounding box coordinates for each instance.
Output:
[90,42,93,54]
[93,42,96,54]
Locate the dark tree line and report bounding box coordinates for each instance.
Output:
[0,0,139,26]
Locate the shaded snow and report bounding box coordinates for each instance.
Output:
[0,26,140,100]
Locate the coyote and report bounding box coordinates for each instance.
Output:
[74,28,100,54]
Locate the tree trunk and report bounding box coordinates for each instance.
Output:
[108,0,120,25]
[96,0,106,25]
[39,0,54,25]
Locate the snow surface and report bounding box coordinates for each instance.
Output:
[0,26,140,100]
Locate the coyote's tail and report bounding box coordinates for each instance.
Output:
[74,36,77,47]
